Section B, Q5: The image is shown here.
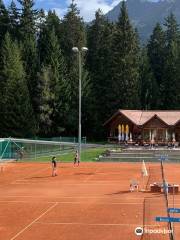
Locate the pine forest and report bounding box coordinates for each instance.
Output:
[0,0,180,140]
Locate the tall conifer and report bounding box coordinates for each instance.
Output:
[86,10,114,138]
[162,14,180,109]
[60,1,88,136]
[8,0,19,40]
[0,0,9,46]
[0,33,35,137]
[111,1,140,110]
[147,23,165,108]
[140,49,158,110]
[38,23,66,136]
[17,0,39,116]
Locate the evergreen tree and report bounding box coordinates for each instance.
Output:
[38,26,66,136]
[37,8,46,29]
[44,28,66,135]
[147,23,165,108]
[37,66,53,136]
[46,10,61,39]
[86,10,114,139]
[111,1,140,110]
[0,33,35,137]
[2,0,180,140]
[17,0,39,116]
[86,10,106,75]
[18,0,38,36]
[8,0,19,40]
[38,12,60,67]
[140,49,158,110]
[60,1,86,68]
[38,10,61,64]
[0,0,9,46]
[161,14,180,109]
[60,1,88,136]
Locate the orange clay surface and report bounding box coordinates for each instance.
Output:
[0,161,178,240]
[163,164,180,240]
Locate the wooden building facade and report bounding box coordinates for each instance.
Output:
[104,110,180,145]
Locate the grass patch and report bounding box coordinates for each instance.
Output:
[19,147,107,163]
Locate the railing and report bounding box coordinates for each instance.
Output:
[107,137,179,147]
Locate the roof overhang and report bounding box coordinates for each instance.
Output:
[103,109,138,127]
[142,114,169,127]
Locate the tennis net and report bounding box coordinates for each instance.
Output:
[160,159,174,240]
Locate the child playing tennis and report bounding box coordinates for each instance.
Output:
[74,150,80,166]
[130,180,139,192]
[51,156,57,177]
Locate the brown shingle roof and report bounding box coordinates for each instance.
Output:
[105,110,180,126]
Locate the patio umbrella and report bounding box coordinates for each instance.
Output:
[126,124,129,141]
[122,124,124,141]
[149,130,152,141]
[165,129,168,141]
[172,132,176,142]
[130,132,132,142]
[118,125,121,141]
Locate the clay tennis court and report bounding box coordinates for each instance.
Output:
[0,162,178,240]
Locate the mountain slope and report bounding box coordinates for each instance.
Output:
[105,0,180,41]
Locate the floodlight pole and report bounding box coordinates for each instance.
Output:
[72,47,88,163]
[78,50,82,163]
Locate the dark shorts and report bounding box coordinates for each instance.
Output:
[74,158,79,163]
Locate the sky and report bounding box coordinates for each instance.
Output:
[3,0,124,21]
[3,0,159,22]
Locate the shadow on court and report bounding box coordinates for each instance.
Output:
[74,172,94,175]
[27,176,52,179]
[106,190,131,195]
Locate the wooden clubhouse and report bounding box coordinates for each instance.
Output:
[104,110,180,146]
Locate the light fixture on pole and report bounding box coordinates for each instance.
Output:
[72,46,88,163]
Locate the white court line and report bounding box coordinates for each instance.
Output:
[34,222,159,227]
[16,179,134,183]
[11,182,138,186]
[11,183,36,185]
[0,200,143,205]
[13,179,140,183]
[14,179,132,183]
[0,200,56,204]
[9,202,58,240]
[0,195,145,199]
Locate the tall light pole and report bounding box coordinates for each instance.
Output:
[72,47,88,163]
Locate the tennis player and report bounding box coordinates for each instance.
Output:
[163,181,169,195]
[52,156,57,177]
[74,150,80,166]
[130,180,139,192]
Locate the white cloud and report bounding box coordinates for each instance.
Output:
[4,0,121,22]
[72,0,122,21]
[52,7,67,19]
[54,0,122,22]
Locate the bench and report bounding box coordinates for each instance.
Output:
[150,183,161,192]
[168,185,179,194]
[150,183,179,194]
